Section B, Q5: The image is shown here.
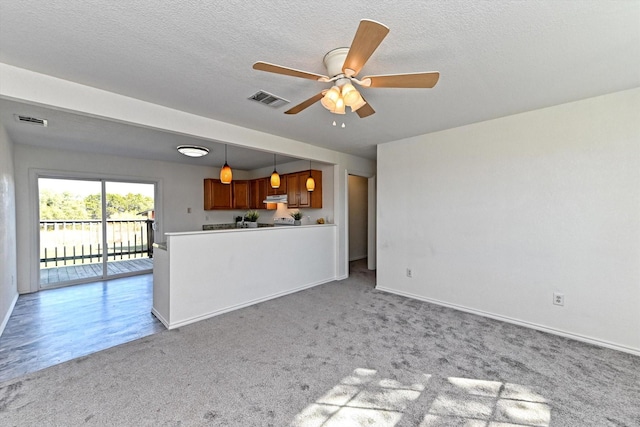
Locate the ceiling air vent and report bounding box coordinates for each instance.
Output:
[248,91,289,108]
[14,114,48,127]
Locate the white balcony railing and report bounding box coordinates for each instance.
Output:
[39,219,154,267]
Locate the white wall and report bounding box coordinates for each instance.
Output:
[0,124,18,335]
[348,175,368,261]
[377,88,640,354]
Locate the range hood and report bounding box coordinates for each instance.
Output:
[263,195,288,204]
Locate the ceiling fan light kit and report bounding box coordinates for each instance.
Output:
[341,83,359,105]
[253,19,439,118]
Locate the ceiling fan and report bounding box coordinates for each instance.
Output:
[252,19,439,118]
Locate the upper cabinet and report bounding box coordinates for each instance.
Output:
[204,179,233,210]
[308,170,323,208]
[287,170,322,208]
[232,180,250,209]
[205,170,322,210]
[267,175,287,196]
[249,178,269,209]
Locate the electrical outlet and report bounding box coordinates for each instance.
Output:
[406,268,412,278]
[553,292,564,306]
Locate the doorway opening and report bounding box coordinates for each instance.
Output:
[347,173,375,278]
[38,177,155,289]
[348,175,369,263]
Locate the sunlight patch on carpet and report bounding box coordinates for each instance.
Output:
[290,368,429,426]
[422,377,551,426]
[291,370,551,427]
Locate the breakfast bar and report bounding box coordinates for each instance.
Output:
[152,224,337,329]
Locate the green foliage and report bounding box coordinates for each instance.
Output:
[40,190,90,220]
[244,210,260,222]
[39,190,154,220]
[84,194,102,219]
[290,210,303,220]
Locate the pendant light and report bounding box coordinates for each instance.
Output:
[305,160,315,192]
[270,154,280,189]
[220,145,232,184]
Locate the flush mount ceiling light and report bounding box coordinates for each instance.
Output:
[220,145,233,184]
[177,145,209,157]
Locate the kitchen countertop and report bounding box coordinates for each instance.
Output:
[164,223,334,237]
[202,223,273,231]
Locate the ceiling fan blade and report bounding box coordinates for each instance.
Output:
[355,96,375,118]
[361,72,440,88]
[253,62,329,81]
[342,19,390,77]
[284,92,325,115]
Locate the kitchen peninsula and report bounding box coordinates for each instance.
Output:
[152,224,337,329]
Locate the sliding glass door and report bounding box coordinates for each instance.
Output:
[104,181,155,277]
[38,177,155,288]
[39,178,104,286]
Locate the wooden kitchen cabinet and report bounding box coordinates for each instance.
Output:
[232,180,250,209]
[267,174,287,196]
[206,169,321,210]
[204,179,233,210]
[249,178,269,209]
[286,172,308,208]
[287,170,322,208]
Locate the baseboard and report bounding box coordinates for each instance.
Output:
[376,286,640,357]
[151,308,170,329]
[349,255,367,262]
[166,276,337,330]
[0,293,19,338]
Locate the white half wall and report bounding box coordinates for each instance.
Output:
[154,225,337,329]
[377,88,640,354]
[0,123,18,336]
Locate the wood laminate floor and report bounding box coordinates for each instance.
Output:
[0,273,165,383]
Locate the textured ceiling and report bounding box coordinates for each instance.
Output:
[0,1,639,167]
